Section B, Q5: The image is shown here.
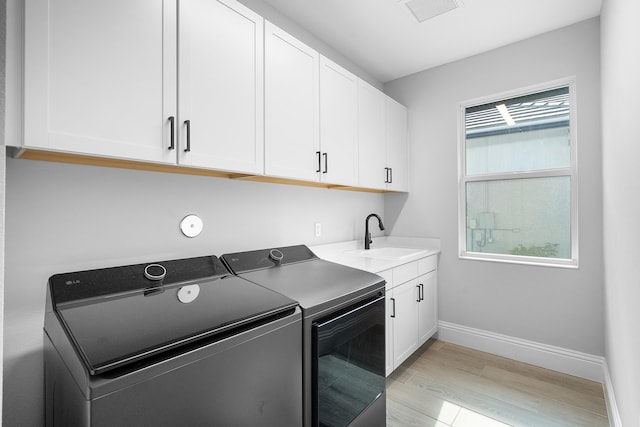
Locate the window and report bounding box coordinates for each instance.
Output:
[459,80,577,267]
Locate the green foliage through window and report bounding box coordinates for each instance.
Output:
[510,242,559,258]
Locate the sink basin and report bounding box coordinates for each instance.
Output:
[345,247,427,260]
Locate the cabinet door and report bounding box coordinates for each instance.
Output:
[264,22,319,181]
[319,56,358,186]
[418,270,438,345]
[178,0,264,174]
[385,97,409,191]
[24,0,177,164]
[392,278,420,369]
[378,269,394,376]
[386,291,395,377]
[357,81,387,190]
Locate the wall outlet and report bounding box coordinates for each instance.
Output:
[315,223,322,237]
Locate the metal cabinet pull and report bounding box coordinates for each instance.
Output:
[168,116,175,150]
[390,298,396,318]
[385,167,391,183]
[184,120,191,152]
[316,151,321,173]
[416,284,421,302]
[389,167,393,183]
[323,152,328,173]
[419,284,424,301]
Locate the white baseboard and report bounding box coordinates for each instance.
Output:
[437,321,604,382]
[602,359,623,427]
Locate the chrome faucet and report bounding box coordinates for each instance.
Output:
[365,213,385,250]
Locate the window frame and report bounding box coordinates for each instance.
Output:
[457,78,579,268]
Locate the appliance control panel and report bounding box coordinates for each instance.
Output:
[222,245,318,274]
[49,256,229,304]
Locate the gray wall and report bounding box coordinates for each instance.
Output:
[3,158,384,426]
[0,0,6,422]
[601,0,640,425]
[384,18,604,356]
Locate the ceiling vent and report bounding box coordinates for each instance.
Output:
[404,0,461,22]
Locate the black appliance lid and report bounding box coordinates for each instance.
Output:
[48,256,298,375]
[221,246,385,316]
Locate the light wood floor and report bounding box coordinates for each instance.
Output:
[386,340,609,427]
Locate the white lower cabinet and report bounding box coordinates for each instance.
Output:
[384,255,438,376]
[418,270,438,344]
[378,269,395,376]
[391,278,420,369]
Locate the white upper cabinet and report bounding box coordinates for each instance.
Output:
[319,56,358,186]
[19,1,408,191]
[385,97,409,192]
[23,0,264,174]
[358,83,409,192]
[24,0,177,164]
[178,0,264,174]
[264,22,320,182]
[357,81,387,190]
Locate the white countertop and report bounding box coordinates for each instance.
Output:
[310,236,440,274]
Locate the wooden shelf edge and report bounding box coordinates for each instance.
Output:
[333,186,390,193]
[12,148,252,179]
[235,174,332,189]
[11,148,394,193]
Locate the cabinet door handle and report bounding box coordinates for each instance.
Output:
[168,116,175,150]
[390,298,396,318]
[316,151,321,173]
[322,152,328,173]
[416,284,421,302]
[389,167,393,184]
[184,120,191,152]
[419,283,424,301]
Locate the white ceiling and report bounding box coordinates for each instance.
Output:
[260,0,602,83]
